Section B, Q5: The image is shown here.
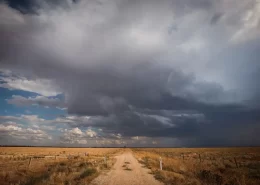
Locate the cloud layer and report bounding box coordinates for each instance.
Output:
[1,0,260,146]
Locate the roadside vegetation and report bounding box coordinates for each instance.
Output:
[133,147,260,185]
[0,147,120,185]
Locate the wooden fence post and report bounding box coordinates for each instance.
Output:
[159,157,162,170]
[234,157,238,168]
[28,157,32,169]
[104,156,107,167]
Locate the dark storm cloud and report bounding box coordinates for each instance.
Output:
[3,0,80,14]
[210,13,223,25]
[59,111,203,139]
[1,0,260,146]
[64,64,192,115]
[3,0,36,14]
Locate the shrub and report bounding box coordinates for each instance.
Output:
[79,162,86,167]
[79,168,97,179]
[198,170,223,185]
[59,162,66,166]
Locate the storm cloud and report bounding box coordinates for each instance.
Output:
[0,0,260,146]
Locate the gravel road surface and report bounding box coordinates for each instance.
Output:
[90,151,163,185]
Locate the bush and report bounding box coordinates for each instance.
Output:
[79,168,97,179]
[198,170,223,185]
[154,170,164,182]
[79,162,86,167]
[59,162,66,166]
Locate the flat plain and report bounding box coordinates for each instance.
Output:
[133,147,260,185]
[0,147,121,185]
[1,147,260,185]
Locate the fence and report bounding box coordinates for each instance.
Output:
[153,153,256,171]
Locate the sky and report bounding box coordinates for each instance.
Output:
[0,0,260,147]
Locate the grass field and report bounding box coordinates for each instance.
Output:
[0,147,121,185]
[1,147,260,185]
[133,147,260,185]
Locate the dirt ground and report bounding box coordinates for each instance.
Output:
[90,151,163,185]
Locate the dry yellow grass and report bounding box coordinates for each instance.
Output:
[0,147,121,185]
[133,147,260,185]
[2,147,260,185]
[0,147,119,156]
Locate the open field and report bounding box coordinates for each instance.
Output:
[0,147,121,185]
[133,147,260,185]
[0,147,120,156]
[1,147,260,185]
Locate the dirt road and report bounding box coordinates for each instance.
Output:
[90,151,163,185]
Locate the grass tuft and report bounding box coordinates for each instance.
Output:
[79,168,97,179]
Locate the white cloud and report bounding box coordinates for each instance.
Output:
[69,127,83,135]
[60,127,99,145]
[129,136,161,146]
[114,139,126,145]
[77,140,88,144]
[0,115,24,122]
[149,115,174,127]
[7,95,66,109]
[131,136,148,141]
[135,112,175,128]
[0,125,22,132]
[111,133,122,139]
[21,115,45,122]
[32,124,56,131]
[86,128,97,138]
[131,136,139,140]
[0,115,60,132]
[0,115,46,123]
[95,139,113,145]
[0,75,61,96]
[0,124,52,142]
